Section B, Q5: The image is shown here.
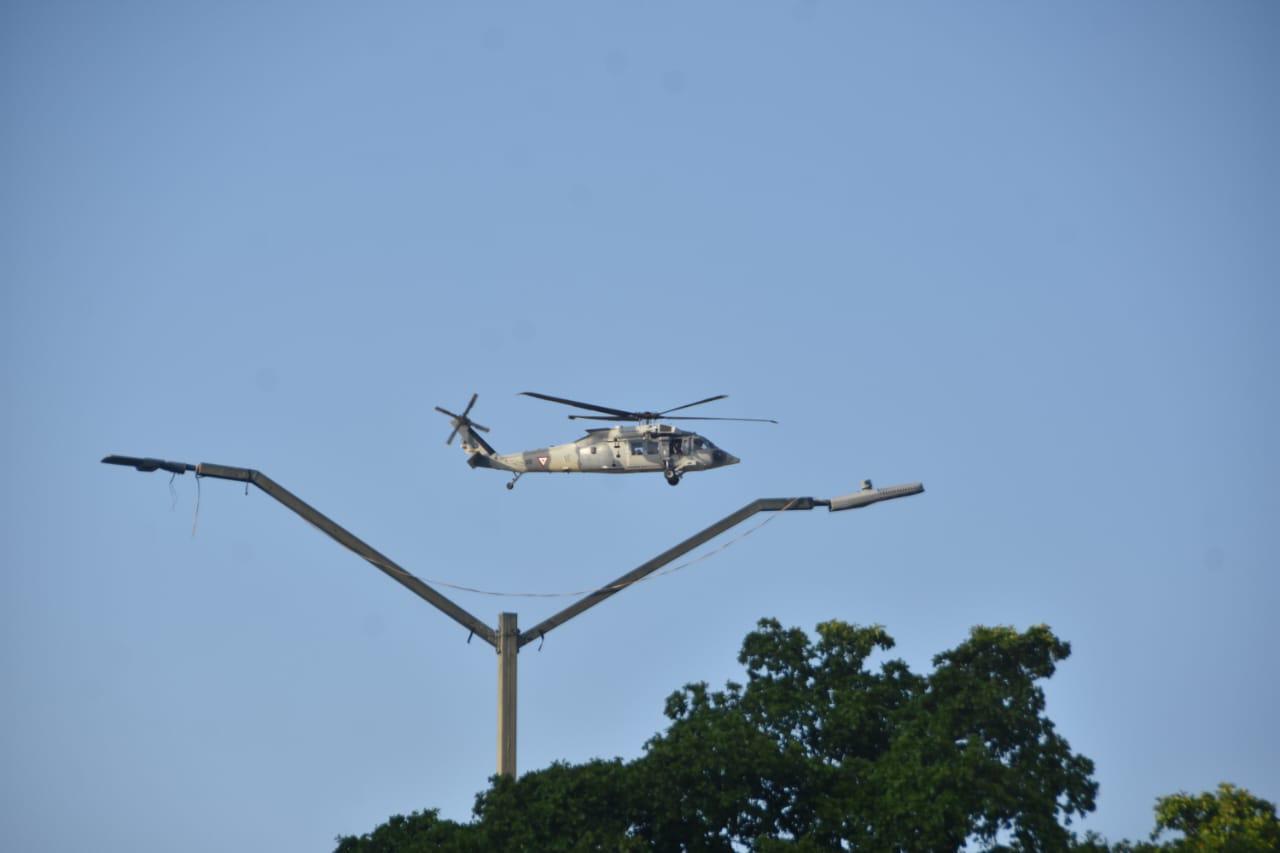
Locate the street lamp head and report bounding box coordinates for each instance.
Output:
[101,455,194,475]
[828,481,924,512]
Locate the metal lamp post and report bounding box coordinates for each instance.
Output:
[102,454,922,777]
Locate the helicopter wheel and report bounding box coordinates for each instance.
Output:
[506,482,514,490]
[665,472,681,486]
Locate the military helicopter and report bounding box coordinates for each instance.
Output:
[435,392,776,489]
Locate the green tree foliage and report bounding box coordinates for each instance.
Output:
[333,809,481,853]
[336,619,1097,852]
[638,620,1097,850]
[1072,783,1279,851]
[473,759,644,851]
[1147,782,1279,851]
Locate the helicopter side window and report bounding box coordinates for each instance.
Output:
[694,439,704,449]
[645,440,659,454]
[590,446,597,454]
[630,442,645,455]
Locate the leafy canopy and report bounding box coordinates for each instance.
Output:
[1149,782,1280,850]
[1075,783,1279,852]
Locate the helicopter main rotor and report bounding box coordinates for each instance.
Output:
[519,391,777,424]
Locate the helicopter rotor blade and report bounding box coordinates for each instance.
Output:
[660,394,729,415]
[568,414,639,422]
[520,391,632,419]
[566,414,776,424]
[461,393,478,418]
[435,406,460,418]
[660,416,779,423]
[446,426,461,445]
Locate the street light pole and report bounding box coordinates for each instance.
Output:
[497,612,518,778]
[103,454,922,778]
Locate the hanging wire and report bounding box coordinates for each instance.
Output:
[293,497,800,599]
[170,473,799,599]
[191,475,202,538]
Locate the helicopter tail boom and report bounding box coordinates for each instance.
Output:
[456,423,496,457]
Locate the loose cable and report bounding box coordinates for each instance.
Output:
[167,475,798,599]
[191,475,202,538]
[297,497,800,599]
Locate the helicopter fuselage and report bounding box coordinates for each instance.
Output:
[467,423,739,480]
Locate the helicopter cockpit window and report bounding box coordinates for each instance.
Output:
[694,439,705,450]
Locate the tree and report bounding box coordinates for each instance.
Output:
[333,809,480,853]
[637,620,1096,851]
[1070,783,1279,851]
[334,761,642,852]
[336,619,1098,851]
[1148,783,1279,851]
[471,759,644,851]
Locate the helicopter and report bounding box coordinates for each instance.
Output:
[435,392,776,489]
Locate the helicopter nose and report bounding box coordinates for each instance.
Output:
[713,450,740,466]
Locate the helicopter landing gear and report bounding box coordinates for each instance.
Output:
[664,470,681,486]
[506,473,523,490]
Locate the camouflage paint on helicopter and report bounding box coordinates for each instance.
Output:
[436,393,766,489]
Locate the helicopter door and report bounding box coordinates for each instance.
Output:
[661,436,678,467]
[668,436,694,469]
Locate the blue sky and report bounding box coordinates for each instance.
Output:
[3,2,1277,850]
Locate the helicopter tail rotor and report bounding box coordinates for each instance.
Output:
[435,393,494,452]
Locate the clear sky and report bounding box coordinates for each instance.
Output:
[3,2,1277,851]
